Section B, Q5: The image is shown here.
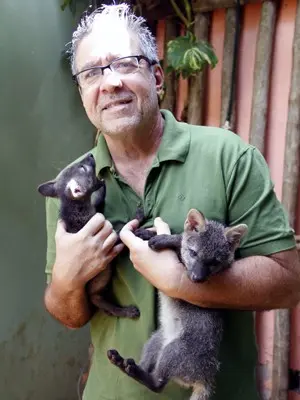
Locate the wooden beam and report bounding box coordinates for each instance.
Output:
[249,0,277,154]
[296,235,300,255]
[142,0,267,23]
[192,0,266,13]
[160,18,178,113]
[272,310,290,400]
[221,7,240,130]
[272,0,300,398]
[187,12,211,125]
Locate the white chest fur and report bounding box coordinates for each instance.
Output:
[159,292,183,347]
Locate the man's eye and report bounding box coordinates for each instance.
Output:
[83,69,101,80]
[114,61,136,73]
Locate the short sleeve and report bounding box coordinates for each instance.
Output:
[226,147,295,257]
[45,196,60,283]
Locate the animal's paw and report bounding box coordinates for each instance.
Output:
[135,207,145,223]
[148,235,167,251]
[134,228,156,241]
[125,305,140,319]
[124,358,138,376]
[107,349,124,368]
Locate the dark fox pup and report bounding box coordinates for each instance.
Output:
[107,209,248,400]
[38,153,140,319]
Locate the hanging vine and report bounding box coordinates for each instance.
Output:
[166,0,218,78]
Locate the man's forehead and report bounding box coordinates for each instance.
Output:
[75,22,139,70]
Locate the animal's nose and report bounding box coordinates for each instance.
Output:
[190,272,207,283]
[87,153,96,167]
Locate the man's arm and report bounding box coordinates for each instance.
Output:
[44,214,124,329]
[45,279,94,329]
[120,219,300,311]
[172,248,300,310]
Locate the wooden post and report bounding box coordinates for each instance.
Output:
[249,0,277,154]
[221,7,240,130]
[296,235,300,255]
[272,0,300,398]
[160,18,178,113]
[192,0,264,13]
[187,13,211,125]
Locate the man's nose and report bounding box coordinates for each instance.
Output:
[99,69,123,92]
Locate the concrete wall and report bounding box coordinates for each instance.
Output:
[0,1,94,399]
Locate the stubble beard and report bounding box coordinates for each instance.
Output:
[97,90,158,138]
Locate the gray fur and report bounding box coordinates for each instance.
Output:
[107,209,247,399]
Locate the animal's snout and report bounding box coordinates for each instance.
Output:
[87,153,96,168]
[190,272,207,283]
[188,265,210,283]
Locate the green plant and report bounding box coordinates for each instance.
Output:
[166,0,218,78]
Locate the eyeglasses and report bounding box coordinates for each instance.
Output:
[73,55,157,88]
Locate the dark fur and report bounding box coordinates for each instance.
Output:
[107,209,247,400]
[38,153,140,319]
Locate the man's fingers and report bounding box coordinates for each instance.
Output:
[55,219,67,239]
[80,213,105,236]
[154,217,171,235]
[120,219,143,248]
[94,220,113,242]
[102,230,119,253]
[146,227,157,232]
[108,243,125,259]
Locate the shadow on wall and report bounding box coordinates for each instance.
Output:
[0,1,95,399]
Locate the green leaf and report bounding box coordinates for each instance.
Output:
[61,0,72,11]
[166,32,218,79]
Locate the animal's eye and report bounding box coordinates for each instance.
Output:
[189,249,198,257]
[79,165,86,172]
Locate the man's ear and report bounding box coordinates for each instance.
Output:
[37,181,57,198]
[153,64,164,96]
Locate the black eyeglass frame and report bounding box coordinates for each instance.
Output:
[72,55,157,85]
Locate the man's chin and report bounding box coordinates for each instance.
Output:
[100,115,140,135]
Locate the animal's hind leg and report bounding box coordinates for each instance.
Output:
[107,349,168,393]
[189,384,212,400]
[139,330,163,373]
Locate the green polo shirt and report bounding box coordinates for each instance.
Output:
[44,110,295,400]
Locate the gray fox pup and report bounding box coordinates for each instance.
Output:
[38,153,140,319]
[107,209,248,400]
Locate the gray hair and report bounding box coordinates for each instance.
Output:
[69,3,159,75]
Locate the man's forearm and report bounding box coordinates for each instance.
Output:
[45,278,94,328]
[172,252,300,311]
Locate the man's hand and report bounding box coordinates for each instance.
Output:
[120,217,184,295]
[52,213,124,289]
[45,213,124,328]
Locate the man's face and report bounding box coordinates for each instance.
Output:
[75,21,164,136]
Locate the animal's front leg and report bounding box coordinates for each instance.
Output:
[107,350,167,393]
[148,234,182,251]
[90,295,140,318]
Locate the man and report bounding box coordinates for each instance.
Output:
[43,4,300,400]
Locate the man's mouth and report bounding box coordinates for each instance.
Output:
[102,99,132,111]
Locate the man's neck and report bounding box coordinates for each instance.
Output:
[105,113,164,162]
[102,112,165,196]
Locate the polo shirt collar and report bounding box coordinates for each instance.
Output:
[95,109,190,175]
[156,109,190,164]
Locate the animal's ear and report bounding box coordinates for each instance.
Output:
[184,209,206,232]
[37,181,57,197]
[224,224,248,249]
